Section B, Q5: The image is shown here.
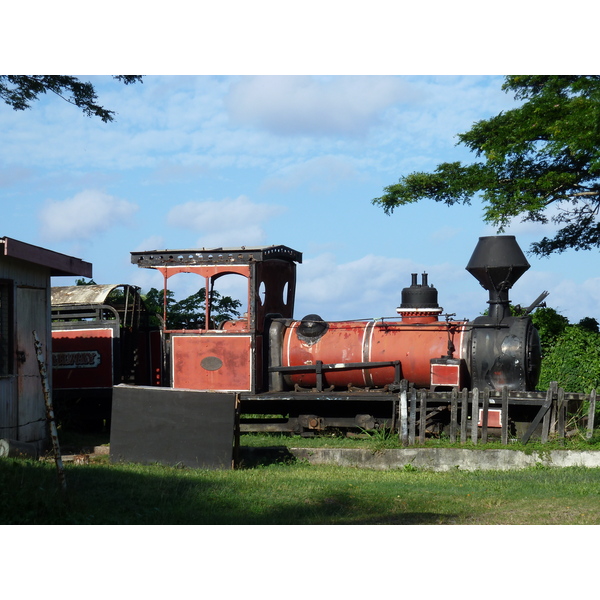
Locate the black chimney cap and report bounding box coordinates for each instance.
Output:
[466,235,530,292]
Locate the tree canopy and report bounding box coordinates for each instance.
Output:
[373,76,600,256]
[143,287,242,330]
[0,75,142,122]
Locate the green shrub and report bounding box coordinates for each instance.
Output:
[538,324,600,393]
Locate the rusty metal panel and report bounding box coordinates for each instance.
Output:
[281,319,469,389]
[430,358,464,389]
[131,245,302,268]
[110,385,235,469]
[52,328,115,389]
[171,334,253,391]
[51,284,127,306]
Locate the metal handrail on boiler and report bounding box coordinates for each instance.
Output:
[269,360,402,393]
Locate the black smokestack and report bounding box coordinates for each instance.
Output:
[465,235,530,321]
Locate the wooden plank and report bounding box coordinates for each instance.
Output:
[419,389,427,444]
[481,388,489,444]
[460,388,468,444]
[587,389,597,440]
[541,382,557,443]
[557,387,565,441]
[390,398,397,434]
[501,386,509,445]
[549,386,557,436]
[541,406,551,442]
[471,388,479,444]
[408,387,417,445]
[399,389,408,446]
[450,387,458,443]
[522,385,555,444]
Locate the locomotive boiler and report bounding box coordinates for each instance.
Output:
[119,235,542,434]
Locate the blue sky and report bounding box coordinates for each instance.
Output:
[4,0,598,581]
[2,74,599,324]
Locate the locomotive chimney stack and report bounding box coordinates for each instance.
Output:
[465,235,530,321]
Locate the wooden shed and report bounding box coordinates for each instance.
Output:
[0,236,92,453]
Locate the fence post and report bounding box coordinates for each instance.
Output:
[408,387,417,445]
[481,388,489,444]
[450,388,458,443]
[471,388,479,444]
[587,389,597,440]
[522,385,554,444]
[419,389,427,444]
[501,386,509,445]
[460,388,468,444]
[557,387,566,442]
[399,386,408,446]
[541,382,557,443]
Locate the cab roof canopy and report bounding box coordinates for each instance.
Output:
[131,245,302,268]
[51,284,137,306]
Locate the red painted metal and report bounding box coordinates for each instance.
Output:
[132,246,301,394]
[172,334,254,391]
[52,329,114,389]
[479,408,502,428]
[281,319,468,389]
[430,361,462,388]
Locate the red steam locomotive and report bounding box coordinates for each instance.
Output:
[52,235,543,435]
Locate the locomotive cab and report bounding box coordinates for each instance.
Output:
[130,246,302,393]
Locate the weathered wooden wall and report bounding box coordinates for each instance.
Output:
[0,255,51,447]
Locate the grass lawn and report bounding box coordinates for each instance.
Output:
[2,449,600,525]
[2,426,600,525]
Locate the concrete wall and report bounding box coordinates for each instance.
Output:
[285,447,600,471]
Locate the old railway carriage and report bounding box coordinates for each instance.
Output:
[50,283,162,427]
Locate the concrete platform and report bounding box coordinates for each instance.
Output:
[53,446,600,472]
[283,447,600,471]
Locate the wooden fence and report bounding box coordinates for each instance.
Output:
[397,382,597,445]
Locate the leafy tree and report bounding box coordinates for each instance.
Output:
[373,76,600,256]
[530,306,569,354]
[0,75,142,122]
[578,316,600,333]
[143,287,242,329]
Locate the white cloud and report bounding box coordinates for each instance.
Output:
[294,251,502,323]
[225,75,416,137]
[261,155,361,192]
[296,253,423,320]
[38,190,138,242]
[166,195,286,248]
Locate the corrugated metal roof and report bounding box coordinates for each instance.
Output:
[51,284,131,306]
